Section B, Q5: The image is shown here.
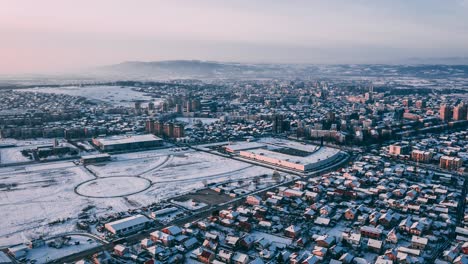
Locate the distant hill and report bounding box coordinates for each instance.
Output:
[406,57,468,65]
[90,60,468,80]
[93,60,285,79]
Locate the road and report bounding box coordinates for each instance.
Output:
[50,149,352,263]
[429,172,467,263]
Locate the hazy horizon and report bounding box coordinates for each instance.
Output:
[2,0,468,75]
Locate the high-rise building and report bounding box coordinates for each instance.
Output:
[440,156,463,171]
[173,124,185,138]
[411,150,432,163]
[439,104,452,121]
[192,99,201,112]
[272,114,285,134]
[148,102,155,111]
[154,121,164,136]
[161,102,168,112]
[453,103,467,121]
[145,120,155,133]
[394,108,405,120]
[175,104,182,114]
[186,101,192,112]
[163,122,174,138]
[389,143,410,155]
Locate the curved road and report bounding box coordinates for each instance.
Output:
[48,151,352,264]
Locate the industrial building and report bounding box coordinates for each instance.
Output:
[104,214,151,235]
[92,134,163,152]
[229,139,345,172]
[239,147,344,172]
[80,153,111,164]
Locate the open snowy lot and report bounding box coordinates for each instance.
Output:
[20,85,162,107]
[0,138,63,164]
[0,162,94,246]
[0,148,278,247]
[0,146,32,164]
[24,235,101,264]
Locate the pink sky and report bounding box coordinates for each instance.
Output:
[1,0,468,74]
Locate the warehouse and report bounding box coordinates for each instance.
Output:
[104,214,151,235]
[92,134,163,152]
[80,153,111,164]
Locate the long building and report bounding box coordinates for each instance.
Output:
[80,153,111,164]
[240,148,344,172]
[104,214,151,235]
[92,134,163,152]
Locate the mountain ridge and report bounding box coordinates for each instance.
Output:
[91,60,468,80]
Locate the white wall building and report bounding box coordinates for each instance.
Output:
[105,214,151,235]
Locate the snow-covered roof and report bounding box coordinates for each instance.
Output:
[105,214,150,232]
[81,153,111,159]
[368,238,383,248]
[224,142,266,152]
[95,134,162,146]
[242,146,340,166]
[232,252,248,262]
[411,235,428,245]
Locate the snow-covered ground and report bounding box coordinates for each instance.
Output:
[0,162,94,246]
[76,177,151,198]
[20,85,162,107]
[171,199,207,210]
[0,147,31,164]
[87,155,169,177]
[0,138,64,164]
[25,235,101,264]
[0,148,277,247]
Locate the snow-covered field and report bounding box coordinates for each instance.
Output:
[20,85,162,107]
[0,138,63,164]
[0,147,31,164]
[87,155,169,177]
[25,235,101,264]
[76,177,151,198]
[0,162,94,246]
[0,148,276,247]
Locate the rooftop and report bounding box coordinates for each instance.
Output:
[105,214,150,231]
[242,146,340,166]
[95,134,162,146]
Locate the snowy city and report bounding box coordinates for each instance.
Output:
[1,1,468,264]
